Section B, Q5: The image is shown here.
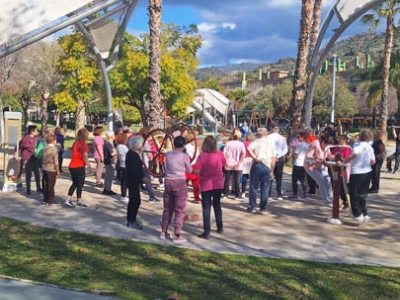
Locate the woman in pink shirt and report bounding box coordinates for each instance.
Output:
[193,136,226,239]
[304,129,333,206]
[93,126,105,186]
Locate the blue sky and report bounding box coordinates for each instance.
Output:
[128,0,371,68]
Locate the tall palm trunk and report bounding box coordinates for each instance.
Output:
[75,99,86,134]
[148,0,163,130]
[290,0,315,120]
[40,90,49,136]
[380,12,394,142]
[308,0,322,66]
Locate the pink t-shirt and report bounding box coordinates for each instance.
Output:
[165,150,192,180]
[93,136,104,159]
[304,139,324,171]
[243,141,252,157]
[223,140,246,170]
[195,151,226,192]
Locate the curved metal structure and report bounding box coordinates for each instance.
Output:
[0,0,138,132]
[304,0,387,127]
[143,123,198,177]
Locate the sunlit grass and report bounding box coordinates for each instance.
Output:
[1,217,400,300]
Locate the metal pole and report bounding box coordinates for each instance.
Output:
[330,54,337,123]
[76,22,114,132]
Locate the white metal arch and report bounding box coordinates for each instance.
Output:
[0,0,139,132]
[304,0,387,127]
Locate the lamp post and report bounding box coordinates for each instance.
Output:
[330,52,337,123]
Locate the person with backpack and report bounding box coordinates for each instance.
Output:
[15,125,41,195]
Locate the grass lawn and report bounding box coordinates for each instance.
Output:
[1,217,399,300]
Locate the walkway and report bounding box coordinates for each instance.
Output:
[0,165,399,298]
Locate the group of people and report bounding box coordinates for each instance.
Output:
[287,123,382,223]
[16,124,65,205]
[16,120,391,244]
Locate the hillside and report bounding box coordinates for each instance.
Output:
[195,31,399,80]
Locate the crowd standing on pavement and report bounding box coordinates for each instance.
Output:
[14,120,391,244]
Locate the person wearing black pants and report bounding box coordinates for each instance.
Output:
[267,126,288,200]
[25,158,41,195]
[125,136,146,230]
[200,189,223,236]
[343,129,375,222]
[65,128,92,208]
[68,167,86,200]
[386,126,400,174]
[370,130,385,193]
[270,156,285,199]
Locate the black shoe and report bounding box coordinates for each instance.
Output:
[127,221,142,230]
[217,228,223,234]
[198,233,210,239]
[368,189,378,194]
[103,190,117,195]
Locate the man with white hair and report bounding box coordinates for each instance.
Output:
[247,127,276,215]
[266,125,288,200]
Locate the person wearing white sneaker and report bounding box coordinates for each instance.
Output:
[65,128,92,209]
[342,129,375,223]
[160,136,192,242]
[116,133,129,202]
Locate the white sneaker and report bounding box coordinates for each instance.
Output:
[241,193,245,198]
[158,183,165,189]
[364,215,371,222]
[120,196,129,203]
[65,200,76,207]
[355,215,365,222]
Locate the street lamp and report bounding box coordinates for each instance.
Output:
[330,53,337,123]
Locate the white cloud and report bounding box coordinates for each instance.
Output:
[222,22,236,30]
[197,22,217,32]
[268,0,299,8]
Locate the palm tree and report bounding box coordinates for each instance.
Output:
[362,1,400,139]
[290,0,315,120]
[308,0,322,60]
[148,0,163,129]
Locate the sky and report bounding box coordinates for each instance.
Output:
[128,0,371,68]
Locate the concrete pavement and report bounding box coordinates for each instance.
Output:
[0,164,400,298]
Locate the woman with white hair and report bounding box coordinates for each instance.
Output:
[125,136,146,229]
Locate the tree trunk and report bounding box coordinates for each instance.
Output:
[148,0,163,130]
[290,0,315,120]
[40,91,49,136]
[308,0,322,62]
[55,111,60,127]
[75,99,86,134]
[0,98,4,145]
[380,13,394,143]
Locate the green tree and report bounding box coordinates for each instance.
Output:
[312,75,358,121]
[243,86,274,112]
[361,0,400,139]
[272,80,293,117]
[198,78,221,92]
[53,32,99,133]
[110,26,201,125]
[227,88,251,111]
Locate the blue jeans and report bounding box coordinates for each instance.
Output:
[143,167,155,199]
[249,162,270,211]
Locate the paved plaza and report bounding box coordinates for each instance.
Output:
[0,160,400,299]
